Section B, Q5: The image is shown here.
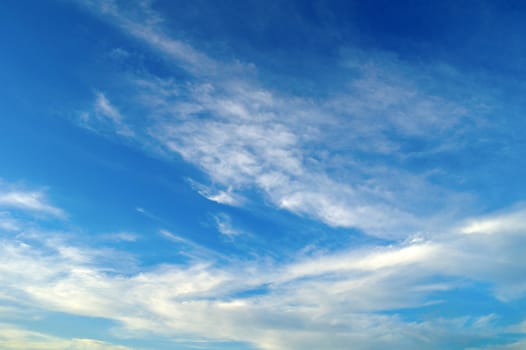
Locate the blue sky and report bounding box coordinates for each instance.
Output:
[2,0,526,349]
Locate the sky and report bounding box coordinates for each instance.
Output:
[1,0,526,349]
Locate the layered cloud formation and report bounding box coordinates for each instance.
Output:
[1,181,526,349]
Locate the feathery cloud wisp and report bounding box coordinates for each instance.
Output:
[0,190,64,218]
[74,0,484,238]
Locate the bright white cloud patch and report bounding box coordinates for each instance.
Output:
[461,206,526,235]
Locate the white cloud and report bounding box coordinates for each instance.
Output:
[0,190,64,218]
[159,228,185,242]
[147,82,445,237]
[71,0,488,239]
[107,47,130,60]
[214,213,242,236]
[283,241,439,280]
[79,0,217,76]
[187,179,242,206]
[1,202,526,349]
[158,229,226,261]
[95,92,122,122]
[79,92,134,137]
[102,232,139,242]
[93,92,134,137]
[460,206,526,235]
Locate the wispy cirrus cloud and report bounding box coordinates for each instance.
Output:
[214,213,242,236]
[0,184,64,218]
[73,0,487,238]
[186,178,242,206]
[80,92,134,137]
[101,232,140,242]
